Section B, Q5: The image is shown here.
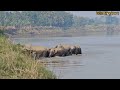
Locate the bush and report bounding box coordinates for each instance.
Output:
[0,36,56,79]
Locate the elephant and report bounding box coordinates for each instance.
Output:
[48,48,56,57]
[55,44,75,56]
[31,49,49,60]
[69,45,76,55]
[33,49,50,59]
[54,47,67,56]
[55,44,82,55]
[22,44,82,59]
[49,47,66,57]
[74,45,82,55]
[23,45,50,59]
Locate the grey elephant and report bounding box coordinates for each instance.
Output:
[55,44,72,56]
[55,44,82,55]
[49,47,66,57]
[23,45,50,60]
[55,44,76,56]
[48,48,55,57]
[31,49,49,60]
[74,45,82,55]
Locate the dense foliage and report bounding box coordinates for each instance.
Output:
[0,11,119,28]
[72,16,120,27]
[0,11,73,28]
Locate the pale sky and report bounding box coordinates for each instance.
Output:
[67,11,120,18]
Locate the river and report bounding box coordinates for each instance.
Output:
[12,36,120,79]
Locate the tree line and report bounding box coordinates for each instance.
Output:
[0,11,120,29]
[0,11,73,28]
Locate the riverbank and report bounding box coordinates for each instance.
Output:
[0,35,56,79]
[3,25,120,38]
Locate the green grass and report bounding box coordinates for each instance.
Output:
[0,35,56,79]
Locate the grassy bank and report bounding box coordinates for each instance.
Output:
[0,35,56,79]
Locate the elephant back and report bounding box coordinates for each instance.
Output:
[30,46,48,51]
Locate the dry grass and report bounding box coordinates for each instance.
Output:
[0,35,56,79]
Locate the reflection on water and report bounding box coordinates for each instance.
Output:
[13,36,120,79]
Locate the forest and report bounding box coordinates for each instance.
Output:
[0,11,119,29]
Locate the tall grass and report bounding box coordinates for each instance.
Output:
[0,35,56,79]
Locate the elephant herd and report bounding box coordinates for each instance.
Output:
[23,44,82,60]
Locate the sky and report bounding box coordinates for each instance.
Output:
[67,11,120,18]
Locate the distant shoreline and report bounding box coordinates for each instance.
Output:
[3,25,120,38]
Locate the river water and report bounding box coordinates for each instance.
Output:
[12,36,120,79]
